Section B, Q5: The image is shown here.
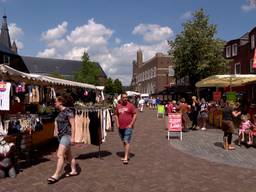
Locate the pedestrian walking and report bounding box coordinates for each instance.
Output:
[47,95,78,184]
[199,98,208,131]
[115,92,137,164]
[191,96,199,130]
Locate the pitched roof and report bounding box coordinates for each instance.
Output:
[0,41,16,55]
[21,56,107,78]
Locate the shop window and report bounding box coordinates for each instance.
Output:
[3,55,10,65]
[226,46,231,58]
[251,34,255,50]
[234,63,241,74]
[232,43,238,56]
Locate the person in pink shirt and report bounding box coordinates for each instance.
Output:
[115,92,137,164]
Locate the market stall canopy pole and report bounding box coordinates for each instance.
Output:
[195,74,256,88]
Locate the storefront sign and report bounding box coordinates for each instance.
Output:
[213,91,221,101]
[226,92,236,101]
[168,113,182,131]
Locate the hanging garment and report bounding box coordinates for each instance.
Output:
[102,110,107,142]
[88,111,102,146]
[74,112,84,143]
[82,111,91,144]
[106,109,112,131]
[0,82,11,110]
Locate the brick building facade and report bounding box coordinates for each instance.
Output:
[224,26,256,104]
[131,50,175,94]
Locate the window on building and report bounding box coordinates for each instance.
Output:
[226,46,231,58]
[154,67,157,77]
[234,63,241,74]
[251,34,255,50]
[3,55,10,65]
[168,66,175,76]
[232,43,238,56]
[151,68,154,79]
[250,59,256,73]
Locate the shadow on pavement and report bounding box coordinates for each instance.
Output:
[214,142,224,149]
[76,150,112,160]
[116,152,135,159]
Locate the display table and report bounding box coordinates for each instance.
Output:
[32,120,55,146]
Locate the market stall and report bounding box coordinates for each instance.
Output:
[196,74,256,128]
[0,64,102,166]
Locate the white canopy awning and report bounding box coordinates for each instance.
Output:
[195,74,256,88]
[0,64,99,89]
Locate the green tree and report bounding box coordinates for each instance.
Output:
[105,77,114,94]
[50,71,65,79]
[104,78,123,94]
[113,79,123,94]
[75,52,101,85]
[168,8,227,87]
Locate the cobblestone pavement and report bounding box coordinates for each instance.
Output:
[1,109,256,192]
[169,126,256,170]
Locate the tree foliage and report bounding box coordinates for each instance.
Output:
[168,8,228,86]
[75,52,101,85]
[50,71,65,79]
[105,77,123,94]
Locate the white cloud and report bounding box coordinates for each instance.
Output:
[180,11,192,20]
[132,23,173,43]
[42,21,68,41]
[115,38,121,44]
[67,18,112,47]
[241,0,256,11]
[8,23,24,49]
[38,19,171,85]
[37,48,58,58]
[64,47,89,60]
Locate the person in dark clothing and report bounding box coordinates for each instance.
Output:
[190,96,199,130]
[222,101,241,150]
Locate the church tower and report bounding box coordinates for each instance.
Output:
[0,15,11,49]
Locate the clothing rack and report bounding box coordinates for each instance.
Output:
[74,107,111,159]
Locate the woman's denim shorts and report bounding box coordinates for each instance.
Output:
[59,135,71,147]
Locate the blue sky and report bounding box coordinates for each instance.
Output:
[1,0,256,84]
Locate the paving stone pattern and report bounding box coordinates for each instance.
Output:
[0,109,256,192]
[169,127,256,170]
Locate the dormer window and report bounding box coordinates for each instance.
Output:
[226,46,231,58]
[251,34,255,50]
[232,43,238,56]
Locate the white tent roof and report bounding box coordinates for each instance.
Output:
[196,74,256,88]
[0,64,99,89]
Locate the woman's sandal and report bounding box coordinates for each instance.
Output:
[47,177,59,184]
[65,172,78,177]
[121,158,130,161]
[123,160,129,165]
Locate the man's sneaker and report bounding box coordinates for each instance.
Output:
[201,127,206,131]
